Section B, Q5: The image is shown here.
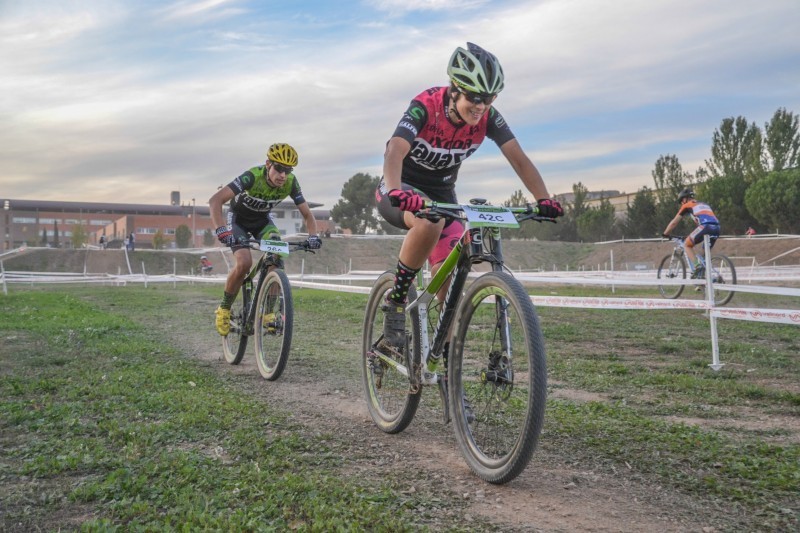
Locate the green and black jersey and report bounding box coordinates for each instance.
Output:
[226,165,307,227]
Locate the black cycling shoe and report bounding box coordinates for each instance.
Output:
[379,298,406,350]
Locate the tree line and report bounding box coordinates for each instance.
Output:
[331,107,800,241]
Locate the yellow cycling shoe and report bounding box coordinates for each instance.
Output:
[262,312,276,334]
[215,306,231,336]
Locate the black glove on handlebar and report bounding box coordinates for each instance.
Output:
[306,235,322,249]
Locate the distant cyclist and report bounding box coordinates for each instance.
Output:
[209,143,321,336]
[662,188,720,278]
[375,42,564,350]
[200,255,213,275]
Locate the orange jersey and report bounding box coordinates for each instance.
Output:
[678,199,718,226]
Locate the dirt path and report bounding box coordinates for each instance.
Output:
[177,315,722,532]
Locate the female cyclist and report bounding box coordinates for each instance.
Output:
[375,42,564,349]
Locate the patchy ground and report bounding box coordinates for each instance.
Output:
[167,290,798,532]
[4,238,798,530]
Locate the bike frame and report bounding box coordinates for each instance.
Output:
[238,240,305,336]
[670,238,705,275]
[377,201,537,388]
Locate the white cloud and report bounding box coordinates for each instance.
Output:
[155,0,246,22]
[365,0,489,13]
[1,0,799,209]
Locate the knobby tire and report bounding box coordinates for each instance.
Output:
[657,253,687,299]
[449,271,547,484]
[362,271,421,434]
[254,269,294,381]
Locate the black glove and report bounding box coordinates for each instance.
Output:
[215,226,235,246]
[306,235,322,250]
[536,198,564,218]
[662,233,671,239]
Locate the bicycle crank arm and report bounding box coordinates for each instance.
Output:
[369,346,410,378]
[438,378,451,425]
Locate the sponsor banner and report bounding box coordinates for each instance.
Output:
[711,307,800,325]
[529,295,708,310]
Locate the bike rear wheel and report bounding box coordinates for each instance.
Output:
[222,296,248,364]
[361,271,421,434]
[657,253,686,299]
[254,269,294,380]
[708,255,737,306]
[449,271,547,484]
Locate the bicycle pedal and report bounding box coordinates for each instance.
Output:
[366,350,385,387]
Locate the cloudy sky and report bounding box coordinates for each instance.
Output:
[2,0,798,209]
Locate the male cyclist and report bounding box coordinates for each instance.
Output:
[209,143,321,336]
[375,42,564,350]
[662,188,720,278]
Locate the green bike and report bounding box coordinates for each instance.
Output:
[222,238,313,380]
[362,199,554,484]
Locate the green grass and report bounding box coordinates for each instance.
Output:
[1,284,799,531]
[0,289,456,531]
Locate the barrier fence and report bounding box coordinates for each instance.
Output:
[2,240,798,370]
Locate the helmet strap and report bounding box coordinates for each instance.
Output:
[265,162,278,187]
[447,91,466,125]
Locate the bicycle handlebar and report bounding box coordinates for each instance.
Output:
[242,238,316,253]
[413,200,557,224]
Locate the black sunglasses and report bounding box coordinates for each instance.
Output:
[457,86,497,105]
[271,163,293,174]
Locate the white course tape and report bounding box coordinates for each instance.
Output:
[292,280,372,295]
[529,295,709,310]
[710,307,800,325]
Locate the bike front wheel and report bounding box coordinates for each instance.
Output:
[254,269,294,381]
[222,296,248,365]
[657,253,686,299]
[708,255,737,306]
[449,271,547,484]
[361,271,421,434]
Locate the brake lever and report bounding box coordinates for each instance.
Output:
[518,213,557,224]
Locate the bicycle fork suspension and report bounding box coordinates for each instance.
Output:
[482,296,513,386]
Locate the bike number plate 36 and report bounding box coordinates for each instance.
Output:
[260,239,290,256]
[462,205,520,229]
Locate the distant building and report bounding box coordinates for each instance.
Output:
[1,196,324,250]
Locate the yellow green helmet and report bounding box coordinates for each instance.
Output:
[266,143,299,167]
[447,42,505,95]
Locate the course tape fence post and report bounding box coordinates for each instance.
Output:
[3,247,798,373]
[705,239,723,370]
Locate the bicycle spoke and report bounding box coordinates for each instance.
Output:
[362,271,421,434]
[708,255,737,306]
[255,270,293,380]
[450,272,546,484]
[657,253,686,299]
[222,295,248,364]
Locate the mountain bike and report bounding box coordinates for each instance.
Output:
[657,235,737,306]
[222,238,313,380]
[362,199,554,484]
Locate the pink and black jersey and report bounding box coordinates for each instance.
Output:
[390,86,515,197]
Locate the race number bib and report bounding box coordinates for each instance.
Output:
[260,239,290,256]
[462,205,519,229]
